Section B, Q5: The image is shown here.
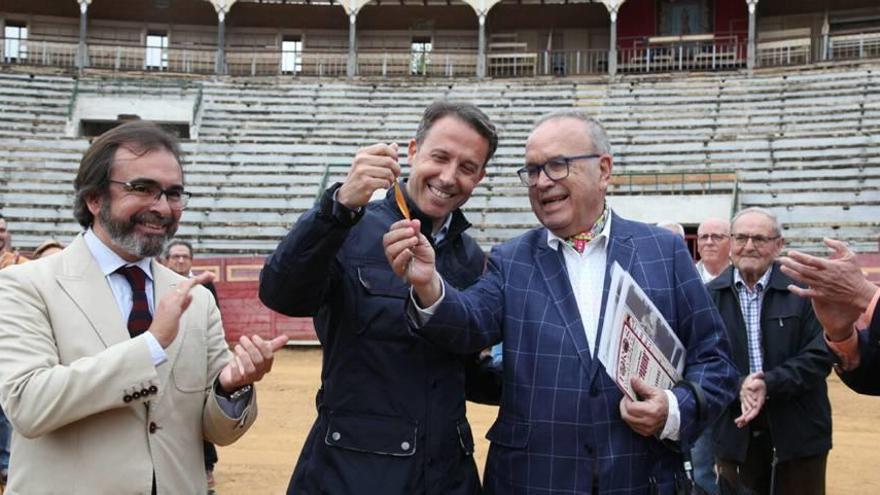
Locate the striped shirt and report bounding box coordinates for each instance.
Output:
[734,266,773,373]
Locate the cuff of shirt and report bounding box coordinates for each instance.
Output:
[826,326,861,371]
[214,381,253,419]
[856,285,880,330]
[143,332,167,367]
[659,389,680,442]
[409,276,446,327]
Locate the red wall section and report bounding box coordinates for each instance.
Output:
[193,257,317,345]
[714,0,748,39]
[618,0,656,49]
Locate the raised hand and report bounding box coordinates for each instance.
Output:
[336,143,401,210]
[218,334,289,392]
[779,238,878,340]
[383,219,442,307]
[619,377,669,437]
[150,271,216,348]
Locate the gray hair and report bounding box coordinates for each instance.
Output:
[414,101,498,167]
[657,221,685,238]
[533,110,612,155]
[731,207,782,236]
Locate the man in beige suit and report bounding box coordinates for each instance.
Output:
[0,121,287,494]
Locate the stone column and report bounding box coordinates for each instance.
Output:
[477,13,486,78]
[347,12,357,77]
[215,8,226,75]
[747,0,758,70]
[608,8,618,76]
[77,0,91,70]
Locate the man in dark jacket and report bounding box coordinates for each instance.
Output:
[707,207,832,495]
[259,101,499,494]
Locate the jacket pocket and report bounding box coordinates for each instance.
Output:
[354,264,411,340]
[324,412,418,457]
[486,418,530,449]
[170,326,209,393]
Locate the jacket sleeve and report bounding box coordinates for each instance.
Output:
[0,267,158,439]
[409,249,505,355]
[838,303,880,395]
[464,353,502,405]
[762,301,832,399]
[202,291,257,445]
[258,183,362,317]
[668,236,738,445]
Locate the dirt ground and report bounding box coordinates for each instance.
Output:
[214,348,880,494]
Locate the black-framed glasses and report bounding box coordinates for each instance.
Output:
[516,154,601,187]
[731,234,780,248]
[109,180,192,209]
[698,233,729,243]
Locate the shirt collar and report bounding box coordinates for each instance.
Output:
[83,229,153,281]
[734,264,772,293]
[432,214,454,244]
[546,210,613,253]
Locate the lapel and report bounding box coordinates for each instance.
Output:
[534,230,594,376]
[151,261,186,392]
[55,235,130,348]
[590,213,637,382]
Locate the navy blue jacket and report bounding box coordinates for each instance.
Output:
[707,263,832,464]
[259,183,495,495]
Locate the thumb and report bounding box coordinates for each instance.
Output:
[269,335,289,351]
[630,377,656,400]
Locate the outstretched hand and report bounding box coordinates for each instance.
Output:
[218,334,288,392]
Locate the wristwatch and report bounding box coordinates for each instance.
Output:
[216,383,252,401]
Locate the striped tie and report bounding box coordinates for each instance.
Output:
[116,265,152,338]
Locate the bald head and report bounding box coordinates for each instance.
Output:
[697,217,731,276]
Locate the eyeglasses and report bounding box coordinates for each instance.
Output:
[698,233,729,243]
[516,154,601,187]
[731,234,780,248]
[110,180,192,209]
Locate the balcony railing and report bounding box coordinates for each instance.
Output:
[2,33,880,78]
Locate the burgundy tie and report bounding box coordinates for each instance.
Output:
[116,265,152,338]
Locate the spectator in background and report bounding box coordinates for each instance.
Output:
[707,207,831,495]
[657,220,685,238]
[32,239,65,259]
[0,214,28,269]
[163,239,221,492]
[780,238,880,394]
[689,216,733,494]
[696,217,731,283]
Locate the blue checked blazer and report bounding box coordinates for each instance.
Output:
[412,213,738,494]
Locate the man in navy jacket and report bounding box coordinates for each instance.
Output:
[259,101,499,494]
[385,111,737,494]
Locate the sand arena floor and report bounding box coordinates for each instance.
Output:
[213,348,880,494]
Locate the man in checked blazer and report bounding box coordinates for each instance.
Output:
[384,111,738,494]
[0,121,286,494]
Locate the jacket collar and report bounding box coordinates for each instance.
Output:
[382,180,472,244]
[709,261,794,291]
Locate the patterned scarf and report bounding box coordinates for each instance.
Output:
[564,205,609,254]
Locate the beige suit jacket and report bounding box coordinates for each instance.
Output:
[0,235,257,494]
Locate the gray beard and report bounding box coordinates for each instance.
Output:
[98,201,177,259]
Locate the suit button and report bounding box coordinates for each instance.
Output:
[141,388,150,396]
[149,385,158,394]
[590,385,600,398]
[149,422,158,434]
[431,380,438,389]
[401,441,411,451]
[331,431,341,441]
[132,391,141,399]
[123,394,133,403]
[584,444,593,454]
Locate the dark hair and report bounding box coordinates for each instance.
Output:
[164,239,194,258]
[73,121,182,228]
[414,101,498,167]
